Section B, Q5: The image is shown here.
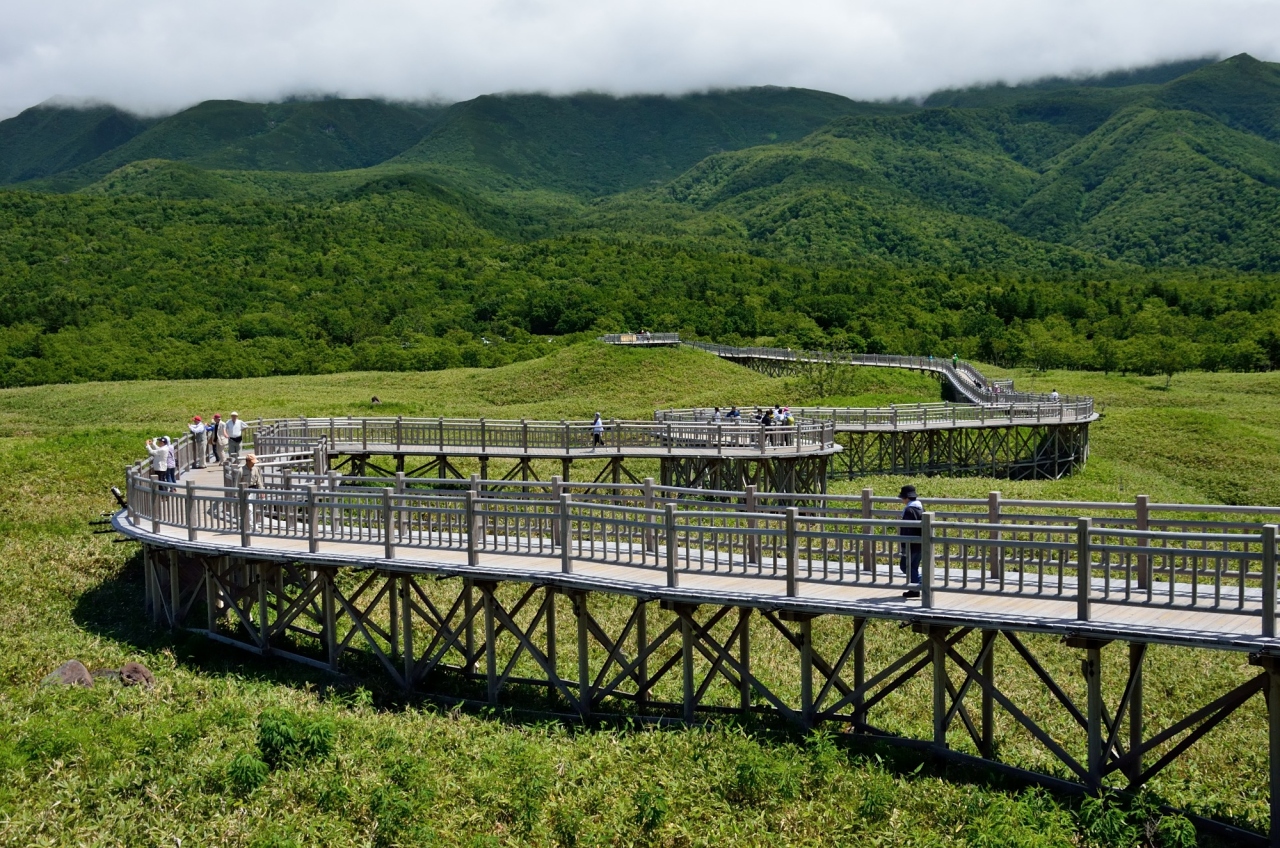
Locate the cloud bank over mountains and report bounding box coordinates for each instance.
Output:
[2,0,1278,119]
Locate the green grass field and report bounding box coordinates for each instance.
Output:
[1,343,1275,846]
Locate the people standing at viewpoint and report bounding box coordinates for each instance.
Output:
[188,416,207,468]
[225,412,245,459]
[146,437,173,486]
[898,485,924,599]
[211,414,228,463]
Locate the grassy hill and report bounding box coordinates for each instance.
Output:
[0,347,1275,844]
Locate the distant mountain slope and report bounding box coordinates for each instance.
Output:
[386,88,915,194]
[1014,105,1280,267]
[0,104,152,183]
[1156,53,1280,141]
[19,99,448,189]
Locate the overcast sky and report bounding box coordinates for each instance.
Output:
[2,0,1277,120]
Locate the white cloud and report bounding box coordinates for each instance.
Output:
[0,0,1276,119]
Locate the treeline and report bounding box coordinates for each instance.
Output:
[0,189,1278,387]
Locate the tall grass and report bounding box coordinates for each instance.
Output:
[0,343,1271,846]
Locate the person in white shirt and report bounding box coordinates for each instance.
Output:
[225,412,246,458]
[591,414,605,450]
[1049,389,1061,403]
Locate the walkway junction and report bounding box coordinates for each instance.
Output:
[111,342,1280,843]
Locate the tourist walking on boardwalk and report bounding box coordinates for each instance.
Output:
[188,416,207,468]
[952,353,959,369]
[591,413,605,449]
[226,412,245,458]
[898,485,924,599]
[1050,389,1060,403]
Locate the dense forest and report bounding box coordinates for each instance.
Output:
[1,54,1279,386]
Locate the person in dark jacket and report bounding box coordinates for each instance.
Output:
[898,484,924,598]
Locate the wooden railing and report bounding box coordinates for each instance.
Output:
[655,400,1095,430]
[251,416,838,456]
[123,469,1280,635]
[678,340,1092,412]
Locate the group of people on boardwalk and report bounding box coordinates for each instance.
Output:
[145,411,247,487]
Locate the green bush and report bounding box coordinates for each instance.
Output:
[227,751,269,795]
[256,708,335,769]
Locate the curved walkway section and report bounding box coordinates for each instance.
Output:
[117,465,1280,838]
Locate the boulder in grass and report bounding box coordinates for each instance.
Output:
[42,660,94,687]
[119,662,155,688]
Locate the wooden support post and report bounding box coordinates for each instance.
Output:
[1136,494,1151,591]
[550,476,563,545]
[987,491,1002,580]
[560,493,573,573]
[382,488,395,560]
[389,570,399,661]
[799,617,814,727]
[545,588,558,702]
[307,485,319,554]
[921,512,935,608]
[738,607,751,714]
[1265,525,1278,638]
[1267,658,1280,848]
[576,593,591,716]
[464,579,476,674]
[201,557,215,630]
[932,628,948,748]
[853,618,867,728]
[785,507,799,597]
[681,608,695,722]
[168,549,181,629]
[465,491,479,568]
[643,477,656,553]
[744,484,758,565]
[636,600,649,708]
[665,503,679,588]
[401,575,414,688]
[258,561,270,653]
[981,630,996,758]
[239,484,251,548]
[323,569,338,670]
[1127,641,1144,784]
[1085,644,1103,788]
[185,480,197,541]
[861,487,874,572]
[1077,517,1093,621]
[484,586,497,704]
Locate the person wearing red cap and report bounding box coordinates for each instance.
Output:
[188,416,208,469]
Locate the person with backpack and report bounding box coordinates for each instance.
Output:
[898,485,924,599]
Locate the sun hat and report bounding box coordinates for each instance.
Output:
[193,415,202,422]
[899,485,917,499]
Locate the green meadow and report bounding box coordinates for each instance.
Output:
[1,343,1276,846]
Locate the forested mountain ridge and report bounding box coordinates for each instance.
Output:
[2,56,1280,387]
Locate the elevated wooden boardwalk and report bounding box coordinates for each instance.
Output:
[624,337,1098,480]
[119,440,1280,844]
